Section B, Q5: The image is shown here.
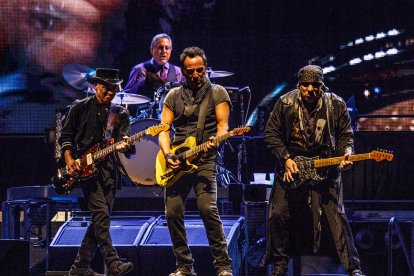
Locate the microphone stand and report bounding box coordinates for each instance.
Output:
[237,87,249,183]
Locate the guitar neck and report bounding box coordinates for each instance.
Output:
[93,130,146,161]
[313,153,372,168]
[182,132,231,159]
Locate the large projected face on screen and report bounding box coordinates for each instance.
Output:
[0,0,125,133]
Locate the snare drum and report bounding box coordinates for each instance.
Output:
[118,118,168,185]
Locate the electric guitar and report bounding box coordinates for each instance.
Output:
[282,149,394,189]
[156,126,251,188]
[52,123,169,194]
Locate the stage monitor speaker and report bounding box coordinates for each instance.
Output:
[351,220,413,276]
[0,239,30,275]
[139,215,246,276]
[49,215,155,274]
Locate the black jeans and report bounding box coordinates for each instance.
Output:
[73,180,119,268]
[165,161,231,271]
[265,180,361,273]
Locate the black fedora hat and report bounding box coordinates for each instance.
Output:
[88,68,123,85]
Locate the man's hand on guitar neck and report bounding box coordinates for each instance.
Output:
[283,158,299,183]
[64,150,80,177]
[338,153,353,171]
[201,136,219,152]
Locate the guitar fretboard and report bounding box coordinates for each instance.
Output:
[182,132,233,159]
[314,153,371,168]
[93,130,146,161]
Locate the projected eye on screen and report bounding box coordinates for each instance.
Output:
[0,0,125,133]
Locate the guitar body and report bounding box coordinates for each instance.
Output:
[281,149,394,189]
[52,144,100,194]
[282,155,325,189]
[156,136,198,188]
[52,123,170,194]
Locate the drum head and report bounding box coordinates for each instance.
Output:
[118,118,170,186]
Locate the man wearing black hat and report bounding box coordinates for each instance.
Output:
[262,65,365,276]
[60,68,135,276]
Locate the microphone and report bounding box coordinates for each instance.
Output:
[239,86,250,93]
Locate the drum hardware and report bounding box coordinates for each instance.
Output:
[206,68,234,78]
[237,86,251,183]
[112,92,150,105]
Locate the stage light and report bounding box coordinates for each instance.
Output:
[386,48,398,55]
[363,53,374,61]
[373,87,381,94]
[355,38,364,45]
[374,51,386,58]
[322,66,336,74]
[347,41,354,47]
[363,89,370,98]
[376,32,386,39]
[365,35,375,42]
[349,58,362,65]
[387,29,400,36]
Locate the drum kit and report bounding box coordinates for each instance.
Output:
[61,63,239,186]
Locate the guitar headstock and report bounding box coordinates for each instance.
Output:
[230,126,251,136]
[370,149,394,162]
[147,123,170,136]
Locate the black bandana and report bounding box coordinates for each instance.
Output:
[181,78,212,106]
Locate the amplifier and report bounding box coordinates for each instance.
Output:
[138,215,246,276]
[49,215,155,274]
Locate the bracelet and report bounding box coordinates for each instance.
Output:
[165,153,174,160]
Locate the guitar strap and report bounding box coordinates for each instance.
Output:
[195,85,213,145]
[105,103,118,143]
[324,92,336,152]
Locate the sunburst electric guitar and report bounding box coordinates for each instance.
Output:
[156,126,250,188]
[52,123,169,194]
[282,149,394,189]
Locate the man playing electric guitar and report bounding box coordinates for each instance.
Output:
[158,47,233,276]
[60,68,134,276]
[262,65,365,276]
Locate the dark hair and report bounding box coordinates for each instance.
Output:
[179,47,207,67]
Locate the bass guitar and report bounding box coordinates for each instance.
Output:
[52,123,169,194]
[156,126,250,188]
[282,149,394,189]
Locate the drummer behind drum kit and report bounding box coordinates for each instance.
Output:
[60,64,242,187]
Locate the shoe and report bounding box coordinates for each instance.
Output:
[68,265,103,276]
[169,266,197,276]
[217,268,233,276]
[350,269,366,276]
[108,260,134,276]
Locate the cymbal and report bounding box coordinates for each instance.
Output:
[62,64,96,91]
[207,70,234,78]
[112,92,150,105]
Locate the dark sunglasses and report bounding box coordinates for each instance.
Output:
[184,66,205,75]
[300,82,322,88]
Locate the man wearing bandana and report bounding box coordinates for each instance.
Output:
[262,65,365,276]
[158,47,233,276]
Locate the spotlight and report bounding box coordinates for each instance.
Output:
[363,54,374,61]
[375,51,386,58]
[365,35,375,42]
[376,32,386,39]
[373,87,381,94]
[363,89,371,98]
[355,38,364,45]
[349,58,362,65]
[386,48,398,55]
[387,29,400,36]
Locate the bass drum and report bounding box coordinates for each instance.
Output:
[118,118,165,186]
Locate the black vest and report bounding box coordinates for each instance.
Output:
[138,61,178,98]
